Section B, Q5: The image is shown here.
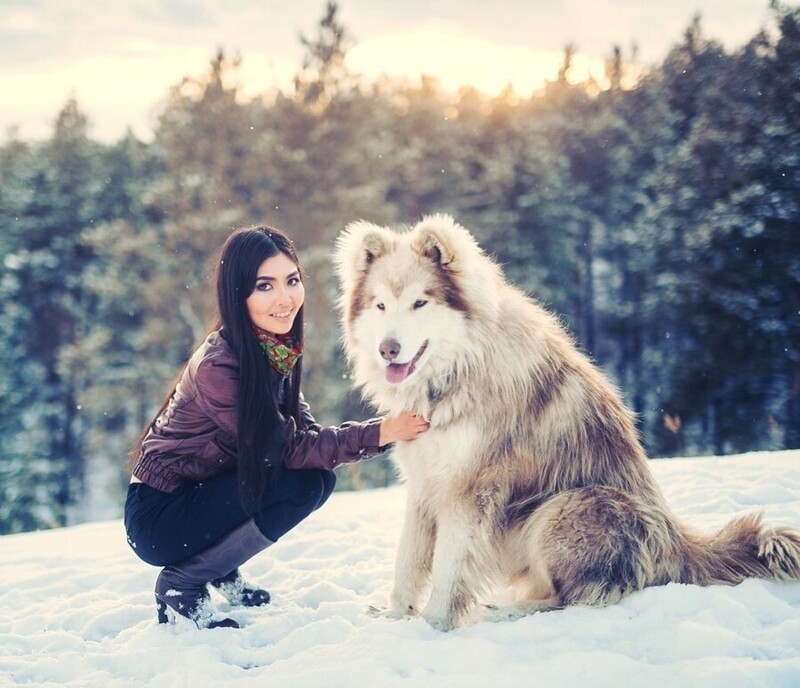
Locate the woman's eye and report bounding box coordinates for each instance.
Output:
[376,303,385,311]
[413,299,428,309]
[256,283,272,292]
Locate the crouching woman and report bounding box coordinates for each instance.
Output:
[124,225,428,629]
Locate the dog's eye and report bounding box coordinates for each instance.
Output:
[376,303,385,311]
[413,299,428,309]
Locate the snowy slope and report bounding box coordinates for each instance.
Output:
[2,451,800,688]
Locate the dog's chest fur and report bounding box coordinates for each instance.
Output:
[392,421,483,496]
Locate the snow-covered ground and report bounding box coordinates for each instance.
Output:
[2,451,800,688]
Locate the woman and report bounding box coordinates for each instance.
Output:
[124,225,428,629]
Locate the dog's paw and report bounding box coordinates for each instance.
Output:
[366,604,413,620]
[481,600,556,622]
[482,603,525,623]
[422,612,456,632]
[367,604,388,618]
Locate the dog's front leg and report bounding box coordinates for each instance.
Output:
[388,498,435,618]
[421,504,476,631]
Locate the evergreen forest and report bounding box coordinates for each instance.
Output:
[2,2,799,534]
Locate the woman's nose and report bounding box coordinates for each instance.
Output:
[272,285,291,303]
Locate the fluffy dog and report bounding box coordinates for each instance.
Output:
[334,214,800,631]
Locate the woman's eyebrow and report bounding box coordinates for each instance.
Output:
[255,270,300,282]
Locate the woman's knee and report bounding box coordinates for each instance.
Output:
[252,469,336,540]
[314,470,336,510]
[279,468,335,508]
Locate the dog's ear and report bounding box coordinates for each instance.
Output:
[361,231,391,269]
[411,215,461,268]
[335,221,393,283]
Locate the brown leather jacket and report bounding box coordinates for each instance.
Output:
[132,330,385,493]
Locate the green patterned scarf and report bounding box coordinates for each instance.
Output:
[252,325,303,375]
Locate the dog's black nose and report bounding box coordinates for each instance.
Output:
[379,338,401,362]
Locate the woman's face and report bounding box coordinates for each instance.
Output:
[246,252,305,335]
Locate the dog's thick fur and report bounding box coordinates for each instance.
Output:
[335,214,800,631]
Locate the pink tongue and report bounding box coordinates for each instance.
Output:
[385,362,411,383]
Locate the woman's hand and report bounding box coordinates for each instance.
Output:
[379,411,430,445]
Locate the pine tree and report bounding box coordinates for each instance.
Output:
[0,99,103,527]
[0,135,60,532]
[74,133,167,497]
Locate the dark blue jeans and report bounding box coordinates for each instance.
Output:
[124,468,336,566]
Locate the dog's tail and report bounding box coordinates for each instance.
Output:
[680,512,800,585]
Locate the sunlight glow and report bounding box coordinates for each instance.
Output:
[1,22,611,142]
[0,44,297,141]
[347,23,607,96]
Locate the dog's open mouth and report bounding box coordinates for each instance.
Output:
[385,341,428,384]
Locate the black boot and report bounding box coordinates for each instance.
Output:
[155,519,274,628]
[210,569,271,607]
[154,583,235,629]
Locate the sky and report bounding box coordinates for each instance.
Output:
[2,450,800,687]
[1,0,778,143]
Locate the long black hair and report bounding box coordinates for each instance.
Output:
[129,225,305,515]
[215,225,305,513]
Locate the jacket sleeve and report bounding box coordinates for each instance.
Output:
[298,392,321,431]
[281,416,389,470]
[192,355,239,437]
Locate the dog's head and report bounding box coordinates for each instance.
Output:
[334,215,501,390]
